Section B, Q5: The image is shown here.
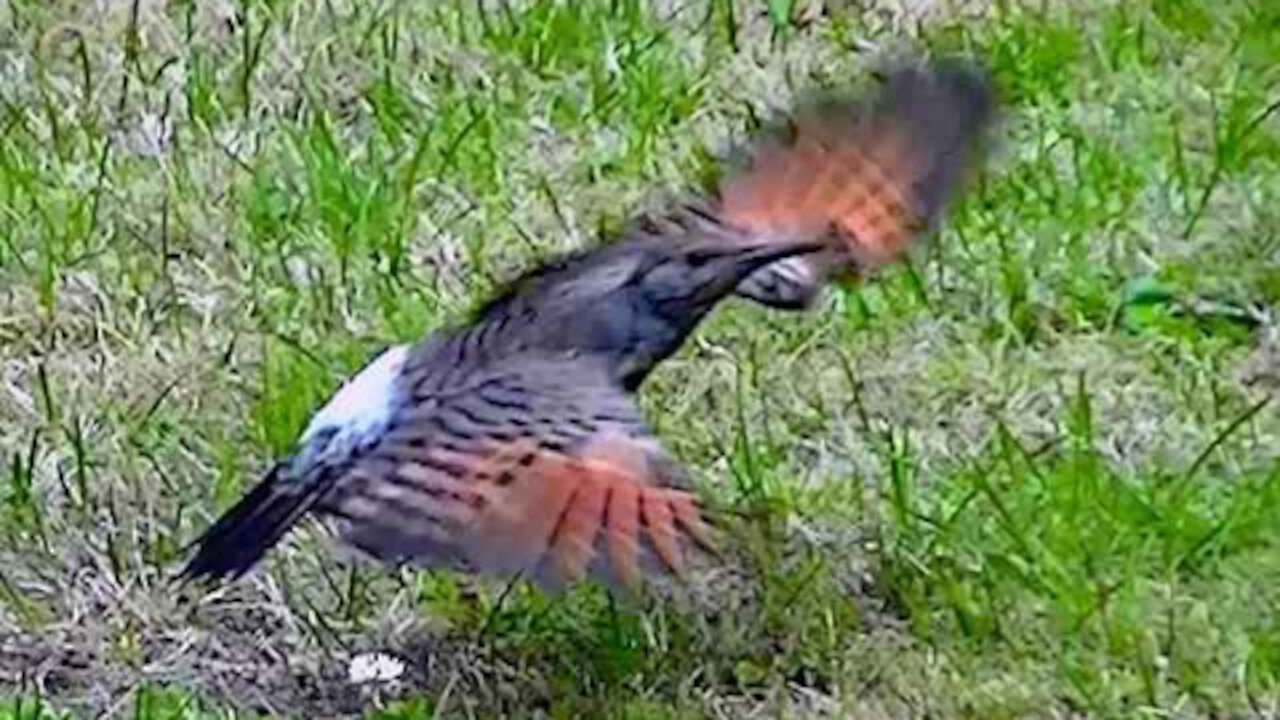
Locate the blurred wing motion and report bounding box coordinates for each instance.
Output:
[717,57,997,308]
[182,354,716,593]
[317,355,719,592]
[178,54,998,596]
[340,437,713,592]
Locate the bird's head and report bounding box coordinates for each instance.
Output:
[474,236,822,389]
[634,239,824,322]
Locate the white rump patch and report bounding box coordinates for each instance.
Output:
[300,344,410,457]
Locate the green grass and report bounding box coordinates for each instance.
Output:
[2,0,1279,717]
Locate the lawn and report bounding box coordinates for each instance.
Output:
[1,0,1279,718]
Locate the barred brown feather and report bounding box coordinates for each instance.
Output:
[717,57,997,308]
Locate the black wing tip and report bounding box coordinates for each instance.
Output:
[816,53,999,226]
[724,52,999,170]
[792,53,998,140]
[175,463,315,589]
[176,542,254,586]
[875,53,999,133]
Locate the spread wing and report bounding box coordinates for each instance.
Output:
[318,352,714,592]
[712,57,997,308]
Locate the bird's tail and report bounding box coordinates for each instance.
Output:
[716,55,998,309]
[178,462,326,584]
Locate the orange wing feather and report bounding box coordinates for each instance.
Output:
[716,58,996,305]
[453,439,714,592]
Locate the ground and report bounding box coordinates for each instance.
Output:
[2,0,1279,718]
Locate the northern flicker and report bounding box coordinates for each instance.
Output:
[179,56,996,593]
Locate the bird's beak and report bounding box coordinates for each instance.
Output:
[731,240,826,276]
[690,240,826,305]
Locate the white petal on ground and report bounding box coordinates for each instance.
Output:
[347,652,407,684]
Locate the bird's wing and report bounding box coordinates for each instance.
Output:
[709,57,997,309]
[318,352,714,593]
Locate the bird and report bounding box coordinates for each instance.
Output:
[178,55,996,594]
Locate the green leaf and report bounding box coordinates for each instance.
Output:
[1121,274,1177,308]
[766,0,794,31]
